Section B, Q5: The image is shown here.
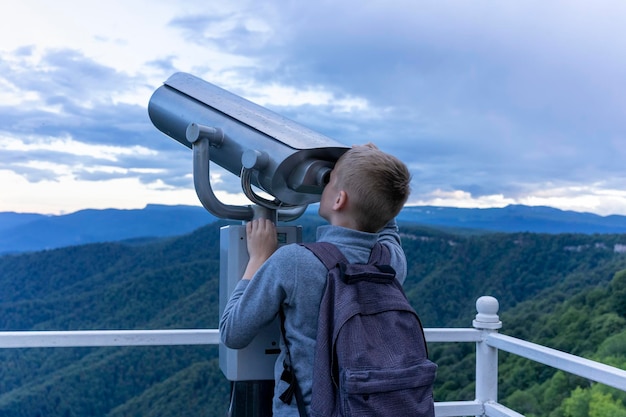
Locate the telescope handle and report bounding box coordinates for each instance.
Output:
[188,123,308,222]
[189,125,255,221]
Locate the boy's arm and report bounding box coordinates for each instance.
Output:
[378,218,408,284]
[220,219,281,349]
[378,218,402,246]
[219,250,290,348]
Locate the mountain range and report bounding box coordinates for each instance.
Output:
[2,203,626,255]
[0,204,217,254]
[396,204,626,234]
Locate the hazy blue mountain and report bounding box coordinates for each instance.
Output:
[0,212,47,233]
[396,204,626,234]
[0,204,216,254]
[2,203,626,255]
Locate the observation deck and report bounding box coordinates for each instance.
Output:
[1,296,625,416]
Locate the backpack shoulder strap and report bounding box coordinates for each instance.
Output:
[300,242,348,271]
[302,241,391,269]
[278,308,307,417]
[368,241,391,265]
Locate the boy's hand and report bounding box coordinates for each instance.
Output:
[242,218,278,280]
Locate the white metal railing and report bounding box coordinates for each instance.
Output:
[1,296,626,416]
[0,329,220,348]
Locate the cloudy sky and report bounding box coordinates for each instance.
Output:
[1,1,625,216]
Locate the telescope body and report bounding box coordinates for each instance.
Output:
[148,73,348,209]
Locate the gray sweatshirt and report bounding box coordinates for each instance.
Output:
[220,221,407,416]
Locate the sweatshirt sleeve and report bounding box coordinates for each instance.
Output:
[378,219,408,284]
[219,246,293,349]
[219,279,254,349]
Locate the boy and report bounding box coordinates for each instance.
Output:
[220,143,411,416]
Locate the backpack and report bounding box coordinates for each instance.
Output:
[300,241,437,417]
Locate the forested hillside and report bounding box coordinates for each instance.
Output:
[0,220,625,416]
[401,227,626,416]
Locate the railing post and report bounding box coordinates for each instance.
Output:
[473,296,502,416]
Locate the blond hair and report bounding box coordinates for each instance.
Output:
[333,145,411,232]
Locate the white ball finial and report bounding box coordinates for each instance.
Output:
[473,296,502,330]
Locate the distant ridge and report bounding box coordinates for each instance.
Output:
[2,204,626,255]
[0,204,216,255]
[397,205,626,234]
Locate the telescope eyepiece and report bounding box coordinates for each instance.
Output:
[318,167,331,186]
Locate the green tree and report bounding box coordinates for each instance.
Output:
[610,269,626,318]
[589,390,626,417]
[562,387,590,417]
[561,385,626,417]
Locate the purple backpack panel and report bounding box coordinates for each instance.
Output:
[303,242,437,417]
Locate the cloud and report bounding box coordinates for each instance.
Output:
[2,0,626,215]
[260,1,626,206]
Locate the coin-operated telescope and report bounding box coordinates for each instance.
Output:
[148,72,348,222]
[148,73,348,416]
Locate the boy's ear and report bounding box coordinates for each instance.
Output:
[333,190,348,211]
